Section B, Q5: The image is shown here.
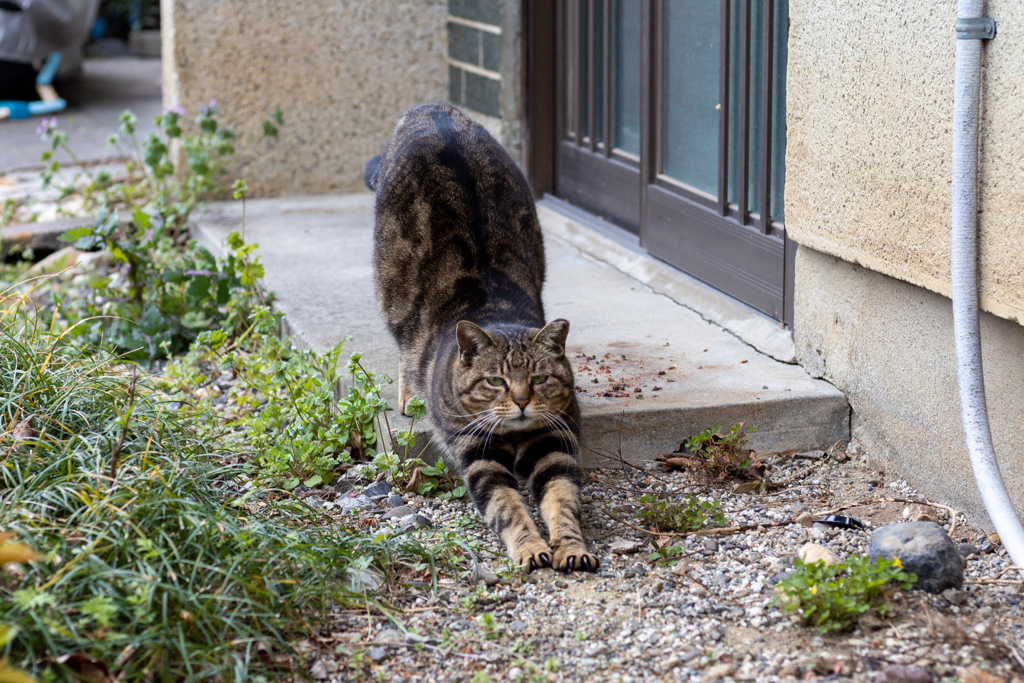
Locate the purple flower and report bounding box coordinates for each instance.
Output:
[209,99,216,107]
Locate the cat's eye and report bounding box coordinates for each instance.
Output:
[486,377,505,387]
[531,374,548,384]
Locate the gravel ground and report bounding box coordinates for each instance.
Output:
[296,447,1024,683]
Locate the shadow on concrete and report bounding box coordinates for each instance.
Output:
[0,57,162,173]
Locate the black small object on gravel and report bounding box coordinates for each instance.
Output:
[869,522,964,593]
[813,514,865,530]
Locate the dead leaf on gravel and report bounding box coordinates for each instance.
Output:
[960,667,1006,683]
[54,654,116,683]
[405,467,427,494]
[909,504,938,523]
[309,659,329,680]
[255,642,293,671]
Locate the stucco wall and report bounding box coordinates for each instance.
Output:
[161,0,448,197]
[795,246,1024,529]
[785,1,1024,325]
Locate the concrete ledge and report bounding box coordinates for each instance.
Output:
[193,193,849,466]
[1,216,94,260]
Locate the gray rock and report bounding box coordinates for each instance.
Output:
[367,647,387,663]
[980,539,995,554]
[473,565,500,586]
[401,514,432,531]
[509,620,527,632]
[381,505,414,520]
[623,565,646,578]
[941,588,969,606]
[338,494,376,513]
[703,538,719,552]
[346,568,384,592]
[875,664,933,683]
[361,480,393,500]
[707,629,724,642]
[957,543,980,558]
[869,522,963,593]
[377,628,403,644]
[333,480,354,495]
[405,632,433,645]
[609,538,642,554]
[680,649,702,663]
[387,494,405,508]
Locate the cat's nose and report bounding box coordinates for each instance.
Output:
[512,395,530,411]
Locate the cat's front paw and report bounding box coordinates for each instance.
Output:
[511,538,554,572]
[552,544,600,573]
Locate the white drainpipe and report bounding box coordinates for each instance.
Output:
[950,1,1024,571]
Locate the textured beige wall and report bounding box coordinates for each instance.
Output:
[161,0,447,197]
[796,246,1024,529]
[786,1,1024,325]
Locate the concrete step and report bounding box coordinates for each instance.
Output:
[193,193,849,466]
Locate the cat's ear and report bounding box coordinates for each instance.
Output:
[456,321,494,362]
[533,319,570,356]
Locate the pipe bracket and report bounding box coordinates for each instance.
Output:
[955,17,996,40]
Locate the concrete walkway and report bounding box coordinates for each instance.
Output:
[194,194,849,465]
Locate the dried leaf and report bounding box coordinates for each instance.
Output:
[731,481,763,494]
[404,467,427,494]
[12,417,34,443]
[54,654,116,683]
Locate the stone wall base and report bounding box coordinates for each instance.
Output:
[795,246,1024,530]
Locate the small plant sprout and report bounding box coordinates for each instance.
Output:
[773,554,917,632]
[634,493,727,533]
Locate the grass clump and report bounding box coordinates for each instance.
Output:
[0,296,466,681]
[773,555,917,632]
[634,493,727,533]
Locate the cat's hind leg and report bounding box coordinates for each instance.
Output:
[464,459,553,570]
[528,452,599,572]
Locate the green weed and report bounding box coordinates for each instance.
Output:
[773,554,917,632]
[0,293,469,681]
[635,493,727,533]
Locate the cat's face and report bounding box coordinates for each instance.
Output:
[451,319,575,435]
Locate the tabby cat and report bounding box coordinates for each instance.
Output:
[364,103,598,572]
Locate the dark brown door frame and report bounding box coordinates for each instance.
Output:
[522,0,796,328]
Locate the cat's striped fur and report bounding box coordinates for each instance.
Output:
[365,103,598,572]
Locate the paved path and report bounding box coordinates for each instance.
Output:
[1,58,162,173]
[194,194,849,465]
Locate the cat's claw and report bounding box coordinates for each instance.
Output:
[552,545,600,573]
[513,540,554,573]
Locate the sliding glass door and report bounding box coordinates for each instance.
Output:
[554,0,794,324]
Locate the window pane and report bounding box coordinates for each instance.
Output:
[661,0,720,197]
[612,0,640,155]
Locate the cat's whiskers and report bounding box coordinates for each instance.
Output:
[453,412,499,437]
[540,413,579,454]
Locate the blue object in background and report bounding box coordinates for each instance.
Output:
[36,52,62,85]
[92,16,106,41]
[0,52,67,120]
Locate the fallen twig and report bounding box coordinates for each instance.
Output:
[602,507,795,538]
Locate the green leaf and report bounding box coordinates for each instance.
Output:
[419,467,442,477]
[132,207,152,230]
[283,477,300,490]
[304,475,322,487]
[405,396,427,419]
